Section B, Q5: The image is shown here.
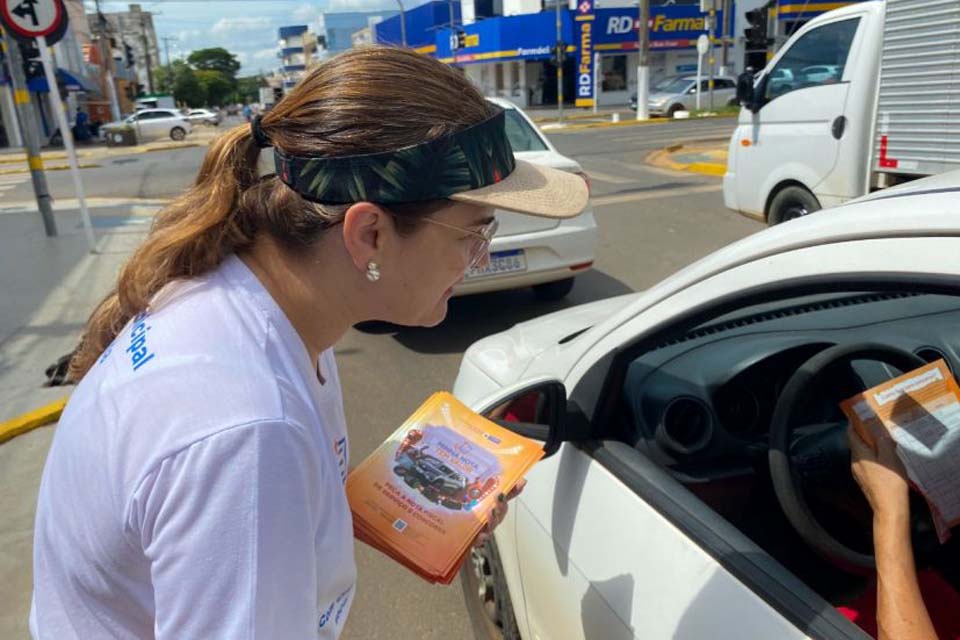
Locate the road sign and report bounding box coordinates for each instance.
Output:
[697,33,709,55]
[0,0,64,41]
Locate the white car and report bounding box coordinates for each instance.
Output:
[454,98,597,301]
[453,172,960,639]
[103,109,193,142]
[184,108,221,126]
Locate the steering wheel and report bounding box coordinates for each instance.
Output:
[768,342,928,570]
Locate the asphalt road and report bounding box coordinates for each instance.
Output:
[6,116,762,639]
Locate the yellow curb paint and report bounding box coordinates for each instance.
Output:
[0,162,101,175]
[687,162,727,176]
[14,89,30,104]
[28,156,44,170]
[0,397,68,445]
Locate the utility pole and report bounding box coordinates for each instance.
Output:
[161,36,175,66]
[555,0,564,123]
[94,0,121,120]
[720,0,730,74]
[138,12,154,93]
[708,0,715,111]
[395,0,406,46]
[448,0,455,28]
[4,33,57,236]
[636,0,649,120]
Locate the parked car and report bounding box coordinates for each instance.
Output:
[102,109,193,142]
[629,75,739,116]
[184,108,221,126]
[455,98,596,301]
[452,172,960,639]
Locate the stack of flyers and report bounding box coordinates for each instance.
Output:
[346,392,544,584]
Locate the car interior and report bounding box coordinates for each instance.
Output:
[603,288,960,637]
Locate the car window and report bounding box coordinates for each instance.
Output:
[764,17,860,101]
[716,79,735,89]
[503,109,548,153]
[136,112,157,120]
[655,76,692,94]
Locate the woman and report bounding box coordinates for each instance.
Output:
[30,46,588,638]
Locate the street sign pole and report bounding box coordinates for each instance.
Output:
[708,0,716,111]
[2,30,56,236]
[555,0,563,124]
[696,34,708,112]
[37,34,95,251]
[592,51,599,114]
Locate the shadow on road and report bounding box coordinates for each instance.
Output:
[356,269,633,355]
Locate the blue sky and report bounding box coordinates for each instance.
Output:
[89,1,405,76]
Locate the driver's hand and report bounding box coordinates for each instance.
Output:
[848,425,910,524]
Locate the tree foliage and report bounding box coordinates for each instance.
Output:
[196,70,234,107]
[187,48,241,78]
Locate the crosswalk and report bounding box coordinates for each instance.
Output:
[0,174,29,201]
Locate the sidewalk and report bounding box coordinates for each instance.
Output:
[0,200,157,638]
[647,139,730,177]
[0,125,223,174]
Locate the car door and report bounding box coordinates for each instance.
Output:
[734,15,863,215]
[505,236,959,639]
[135,111,162,140]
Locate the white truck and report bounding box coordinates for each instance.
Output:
[724,0,960,225]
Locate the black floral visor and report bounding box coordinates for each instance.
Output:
[273,109,517,205]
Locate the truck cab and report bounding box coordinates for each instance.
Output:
[723,1,883,224]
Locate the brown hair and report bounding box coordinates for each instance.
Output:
[69,46,493,381]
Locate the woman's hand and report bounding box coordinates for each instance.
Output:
[473,479,527,548]
[848,425,909,524]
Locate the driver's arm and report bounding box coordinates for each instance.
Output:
[849,427,937,640]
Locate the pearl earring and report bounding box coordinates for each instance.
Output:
[366,261,381,282]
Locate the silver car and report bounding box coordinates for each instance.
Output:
[103,108,193,142]
[630,75,739,117]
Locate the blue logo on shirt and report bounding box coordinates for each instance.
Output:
[318,585,353,630]
[333,437,348,484]
[127,312,156,372]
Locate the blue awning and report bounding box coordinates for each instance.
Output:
[26,68,97,93]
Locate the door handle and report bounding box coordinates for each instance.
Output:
[831,116,847,140]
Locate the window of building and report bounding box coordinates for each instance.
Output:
[601,55,627,92]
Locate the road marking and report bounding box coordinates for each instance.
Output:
[587,157,701,179]
[592,183,721,207]
[584,169,636,184]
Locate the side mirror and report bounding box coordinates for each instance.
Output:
[736,70,755,106]
[483,380,586,458]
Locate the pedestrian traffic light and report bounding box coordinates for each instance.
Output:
[455,30,466,50]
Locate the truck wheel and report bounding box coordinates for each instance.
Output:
[768,186,821,226]
[170,127,186,141]
[461,537,522,640]
[533,277,575,301]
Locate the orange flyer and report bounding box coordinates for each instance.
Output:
[346,392,544,584]
[841,360,960,542]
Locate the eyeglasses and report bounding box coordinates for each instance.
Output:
[420,216,499,269]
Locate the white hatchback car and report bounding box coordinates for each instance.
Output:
[104,109,193,142]
[453,173,960,639]
[454,98,597,301]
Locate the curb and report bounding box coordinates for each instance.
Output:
[542,113,736,133]
[646,139,729,177]
[0,162,102,175]
[531,111,623,124]
[0,397,68,445]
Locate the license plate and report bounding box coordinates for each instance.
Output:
[465,249,527,280]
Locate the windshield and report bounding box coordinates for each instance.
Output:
[653,77,692,94]
[503,109,549,152]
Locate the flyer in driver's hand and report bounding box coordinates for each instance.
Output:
[841,359,960,542]
[346,392,543,584]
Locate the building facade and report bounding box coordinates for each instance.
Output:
[322,10,399,56]
[278,25,318,93]
[375,0,870,107]
[93,3,160,96]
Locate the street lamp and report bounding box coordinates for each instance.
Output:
[396,0,407,46]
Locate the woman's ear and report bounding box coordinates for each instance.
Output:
[341,203,390,272]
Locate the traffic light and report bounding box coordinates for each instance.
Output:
[272,87,283,102]
[124,43,134,66]
[553,41,566,66]
[744,9,767,48]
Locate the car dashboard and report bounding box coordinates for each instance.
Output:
[622,292,960,478]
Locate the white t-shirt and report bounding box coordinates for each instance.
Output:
[30,254,357,639]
